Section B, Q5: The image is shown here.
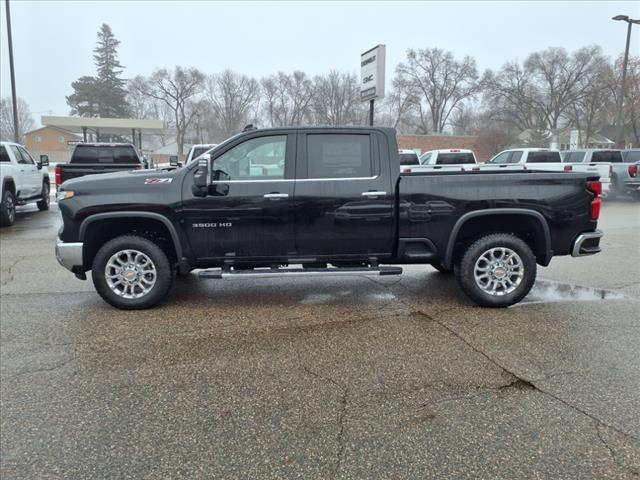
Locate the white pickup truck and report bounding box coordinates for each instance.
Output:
[401,149,477,173]
[185,143,218,165]
[480,148,570,172]
[561,150,617,197]
[0,141,51,226]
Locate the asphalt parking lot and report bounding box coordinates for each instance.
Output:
[1,199,639,479]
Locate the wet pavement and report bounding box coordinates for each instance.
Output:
[1,200,639,479]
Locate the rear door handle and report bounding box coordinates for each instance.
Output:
[361,191,386,197]
[263,193,289,199]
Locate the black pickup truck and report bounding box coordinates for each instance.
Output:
[55,143,146,189]
[55,126,603,310]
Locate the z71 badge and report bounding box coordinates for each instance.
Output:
[144,178,173,185]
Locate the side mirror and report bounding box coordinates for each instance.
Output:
[39,154,49,167]
[169,155,179,167]
[192,158,209,197]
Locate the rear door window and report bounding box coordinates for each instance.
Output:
[507,151,523,163]
[306,134,372,178]
[0,146,11,162]
[591,151,622,163]
[436,152,475,165]
[526,151,561,163]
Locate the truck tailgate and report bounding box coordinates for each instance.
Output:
[59,164,139,183]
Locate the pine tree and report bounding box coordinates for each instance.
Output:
[66,23,130,117]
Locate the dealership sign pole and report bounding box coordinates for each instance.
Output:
[360,45,386,126]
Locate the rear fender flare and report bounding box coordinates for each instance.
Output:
[443,208,551,269]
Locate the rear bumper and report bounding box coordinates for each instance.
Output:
[571,230,603,257]
[55,238,83,271]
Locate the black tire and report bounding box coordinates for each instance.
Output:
[36,182,50,211]
[0,190,17,227]
[432,262,452,274]
[91,235,174,310]
[455,233,537,308]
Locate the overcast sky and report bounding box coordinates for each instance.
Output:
[1,0,638,124]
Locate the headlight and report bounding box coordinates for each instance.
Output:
[56,190,74,202]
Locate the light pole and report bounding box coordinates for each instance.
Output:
[4,0,20,143]
[612,15,640,148]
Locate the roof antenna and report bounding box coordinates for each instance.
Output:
[243,124,257,132]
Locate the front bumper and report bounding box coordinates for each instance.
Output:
[55,239,83,272]
[571,230,603,257]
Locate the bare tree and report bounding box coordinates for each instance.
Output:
[525,46,607,130]
[261,71,314,127]
[0,97,35,142]
[143,67,205,154]
[567,60,613,147]
[605,55,640,145]
[378,75,420,133]
[310,71,366,126]
[482,61,541,132]
[205,70,260,140]
[395,48,481,133]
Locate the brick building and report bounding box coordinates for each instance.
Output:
[24,126,82,164]
[397,134,495,162]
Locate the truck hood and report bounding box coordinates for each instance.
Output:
[61,168,183,195]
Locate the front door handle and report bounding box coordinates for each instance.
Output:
[263,193,289,199]
[361,191,386,197]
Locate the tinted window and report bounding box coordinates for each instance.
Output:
[623,150,640,162]
[399,152,419,165]
[213,135,286,180]
[71,145,140,164]
[0,146,10,162]
[489,152,510,164]
[591,151,622,163]
[563,152,585,163]
[527,151,561,163]
[508,151,523,163]
[307,134,371,178]
[436,153,475,165]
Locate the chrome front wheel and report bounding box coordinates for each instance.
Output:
[105,249,157,299]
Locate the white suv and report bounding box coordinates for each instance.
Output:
[1,141,51,226]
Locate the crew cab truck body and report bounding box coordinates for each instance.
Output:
[402,149,477,173]
[55,143,146,190]
[55,127,603,310]
[1,141,51,226]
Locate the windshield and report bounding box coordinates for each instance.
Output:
[591,151,622,163]
[436,153,475,165]
[526,151,561,163]
[399,153,419,165]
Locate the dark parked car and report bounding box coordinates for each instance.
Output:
[55,127,603,310]
[55,143,146,190]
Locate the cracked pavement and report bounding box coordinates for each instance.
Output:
[1,201,639,479]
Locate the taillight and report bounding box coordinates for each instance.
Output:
[629,164,638,178]
[563,164,573,172]
[587,180,602,220]
[54,165,62,186]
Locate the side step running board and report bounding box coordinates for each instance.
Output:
[198,266,403,279]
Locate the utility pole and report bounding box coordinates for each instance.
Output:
[612,15,640,148]
[5,0,20,143]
